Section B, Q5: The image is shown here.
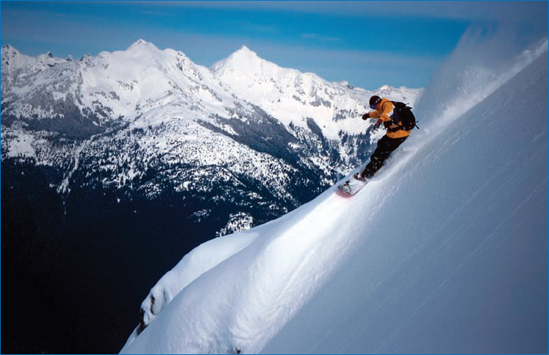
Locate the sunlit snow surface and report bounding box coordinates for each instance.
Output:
[121,38,548,354]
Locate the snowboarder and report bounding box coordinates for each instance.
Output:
[355,95,412,181]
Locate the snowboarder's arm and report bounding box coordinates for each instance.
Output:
[368,110,380,119]
[369,101,393,122]
[379,102,401,131]
[362,112,380,122]
[372,102,400,130]
[363,113,382,128]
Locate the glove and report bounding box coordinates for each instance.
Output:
[361,113,370,120]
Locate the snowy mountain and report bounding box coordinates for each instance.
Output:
[1,40,420,230]
[120,39,548,354]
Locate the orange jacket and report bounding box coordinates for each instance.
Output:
[367,98,411,139]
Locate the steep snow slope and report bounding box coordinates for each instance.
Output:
[264,50,548,353]
[121,41,547,354]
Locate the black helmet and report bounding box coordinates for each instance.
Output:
[369,95,382,107]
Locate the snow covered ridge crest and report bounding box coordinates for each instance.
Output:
[121,39,548,353]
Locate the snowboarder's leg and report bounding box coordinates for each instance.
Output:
[361,135,407,179]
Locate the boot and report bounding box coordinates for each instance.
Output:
[354,172,367,182]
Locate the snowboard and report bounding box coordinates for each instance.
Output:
[337,175,368,196]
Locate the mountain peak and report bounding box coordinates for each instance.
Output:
[231,46,261,62]
[211,46,268,75]
[235,45,255,54]
[2,44,20,55]
[128,39,157,51]
[132,39,148,46]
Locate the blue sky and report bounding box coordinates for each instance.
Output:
[1,1,547,89]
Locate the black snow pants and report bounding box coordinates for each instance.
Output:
[361,135,408,179]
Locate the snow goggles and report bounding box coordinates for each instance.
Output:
[370,104,377,109]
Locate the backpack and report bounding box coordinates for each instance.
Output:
[389,101,418,130]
